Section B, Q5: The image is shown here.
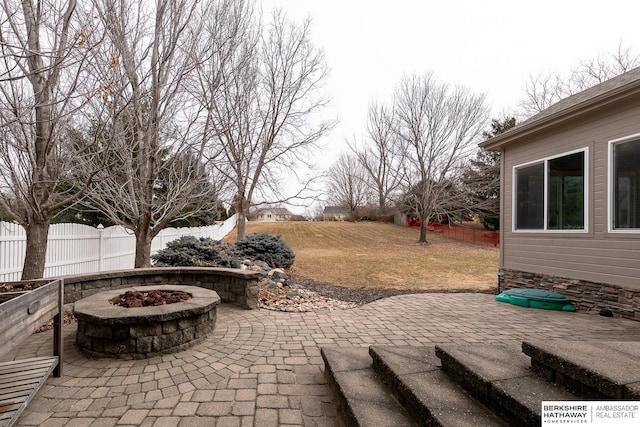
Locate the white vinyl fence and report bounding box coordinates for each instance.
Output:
[0,214,237,282]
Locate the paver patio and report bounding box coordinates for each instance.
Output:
[6,293,640,426]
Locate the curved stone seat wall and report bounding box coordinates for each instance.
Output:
[57,267,260,309]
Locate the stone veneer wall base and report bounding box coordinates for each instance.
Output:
[2,267,261,309]
[500,268,640,321]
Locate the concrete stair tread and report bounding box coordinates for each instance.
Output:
[323,342,628,427]
[436,343,580,427]
[321,347,417,427]
[371,346,506,426]
[435,342,529,381]
[522,340,640,399]
[492,375,578,411]
[369,345,442,374]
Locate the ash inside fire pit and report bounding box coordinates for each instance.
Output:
[111,289,191,307]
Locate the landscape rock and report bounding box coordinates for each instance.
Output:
[254,260,271,271]
[258,276,357,312]
[236,259,359,312]
[268,268,288,281]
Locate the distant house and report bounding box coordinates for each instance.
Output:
[252,207,293,222]
[480,67,640,320]
[322,206,350,221]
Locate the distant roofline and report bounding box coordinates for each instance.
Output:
[323,206,349,214]
[254,207,292,215]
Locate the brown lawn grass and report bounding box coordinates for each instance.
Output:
[230,221,499,292]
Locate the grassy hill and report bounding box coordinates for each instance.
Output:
[229,221,499,292]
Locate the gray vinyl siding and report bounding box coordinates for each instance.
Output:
[501,101,640,289]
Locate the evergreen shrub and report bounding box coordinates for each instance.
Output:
[152,236,238,268]
[234,233,295,268]
[152,233,295,269]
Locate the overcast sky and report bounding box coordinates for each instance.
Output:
[258,0,638,213]
[261,0,638,159]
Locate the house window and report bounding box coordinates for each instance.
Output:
[515,163,544,229]
[610,137,640,231]
[514,149,587,231]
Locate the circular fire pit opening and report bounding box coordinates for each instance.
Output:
[75,285,220,359]
[111,289,192,307]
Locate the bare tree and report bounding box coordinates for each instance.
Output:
[304,201,324,221]
[78,0,220,268]
[349,101,404,217]
[205,8,335,240]
[521,43,640,117]
[326,152,370,221]
[394,72,489,243]
[0,0,104,279]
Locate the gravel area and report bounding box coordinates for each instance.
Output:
[258,281,358,312]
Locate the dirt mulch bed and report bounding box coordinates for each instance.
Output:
[0,282,44,293]
[294,277,497,305]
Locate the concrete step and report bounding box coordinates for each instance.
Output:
[435,343,579,427]
[522,340,640,399]
[370,346,506,427]
[321,347,418,427]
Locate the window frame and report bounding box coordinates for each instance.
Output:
[608,133,640,234]
[512,147,589,233]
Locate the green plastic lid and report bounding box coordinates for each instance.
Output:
[496,288,575,312]
[502,288,571,303]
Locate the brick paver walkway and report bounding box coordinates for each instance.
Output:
[9,293,640,426]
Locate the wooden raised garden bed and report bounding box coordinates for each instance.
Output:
[0,279,64,427]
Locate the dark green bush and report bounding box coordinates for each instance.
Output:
[234,233,295,268]
[152,236,238,268]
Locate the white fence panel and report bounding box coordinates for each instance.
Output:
[0,222,27,282]
[150,218,237,254]
[0,214,237,282]
[98,225,136,271]
[44,223,101,278]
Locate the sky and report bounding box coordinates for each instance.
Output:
[258,0,639,213]
[261,0,638,152]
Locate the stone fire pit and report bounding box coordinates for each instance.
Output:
[75,285,220,359]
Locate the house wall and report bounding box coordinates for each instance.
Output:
[501,98,640,300]
[254,210,291,222]
[322,213,348,221]
[501,268,640,321]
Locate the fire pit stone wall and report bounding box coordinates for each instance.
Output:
[75,285,220,359]
[56,267,260,309]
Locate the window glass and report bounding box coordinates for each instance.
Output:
[548,151,584,230]
[516,163,544,229]
[514,149,586,231]
[613,139,640,229]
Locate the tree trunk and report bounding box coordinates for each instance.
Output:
[134,229,153,268]
[235,197,248,240]
[378,192,386,215]
[418,212,428,244]
[21,220,51,280]
[236,205,247,240]
[236,212,247,240]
